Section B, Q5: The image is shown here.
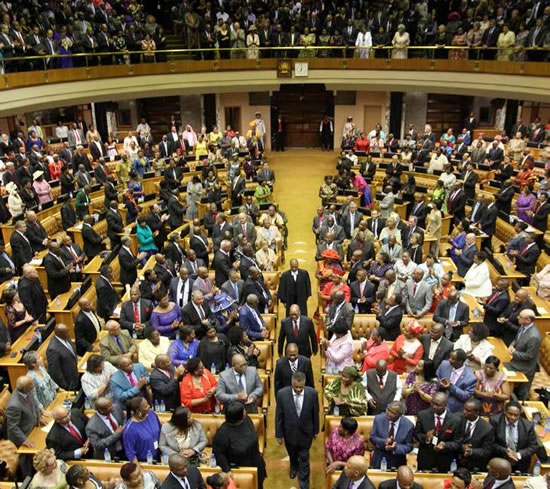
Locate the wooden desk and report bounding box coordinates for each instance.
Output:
[16,391,75,455]
[0,325,41,388]
[440,257,458,276]
[460,293,484,322]
[488,336,528,384]
[120,255,156,302]
[30,250,48,294]
[46,283,82,339]
[67,224,85,250]
[493,253,526,280]
[82,255,104,284]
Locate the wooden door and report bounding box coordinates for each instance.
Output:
[364,105,383,136]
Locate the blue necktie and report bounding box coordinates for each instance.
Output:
[114,336,124,352]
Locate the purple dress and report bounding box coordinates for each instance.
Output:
[151,304,182,339]
[404,372,439,415]
[168,338,199,366]
[516,193,536,224]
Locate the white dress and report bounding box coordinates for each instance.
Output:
[392,31,410,59]
[355,31,372,58]
[454,334,494,370]
[463,261,492,297]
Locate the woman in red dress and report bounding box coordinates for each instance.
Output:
[180,357,218,413]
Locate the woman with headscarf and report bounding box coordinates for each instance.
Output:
[32,171,53,204]
[6,182,24,221]
[182,125,197,150]
[324,366,367,417]
[464,251,492,298]
[388,320,424,375]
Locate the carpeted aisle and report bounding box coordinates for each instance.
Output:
[261,149,336,489]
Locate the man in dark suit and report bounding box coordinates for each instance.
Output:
[46,324,80,391]
[420,323,453,370]
[95,265,119,322]
[369,401,414,469]
[326,291,355,332]
[433,291,470,341]
[474,458,515,489]
[167,190,186,230]
[85,396,125,459]
[274,343,314,395]
[42,241,73,300]
[278,305,317,359]
[189,221,210,267]
[367,210,386,239]
[379,467,422,489]
[82,215,104,259]
[10,221,34,274]
[462,164,478,201]
[106,201,124,250]
[25,210,48,253]
[119,236,146,287]
[376,293,404,341]
[161,454,206,489]
[150,354,185,412]
[456,233,478,277]
[315,233,345,262]
[153,253,176,290]
[350,268,376,314]
[146,204,169,251]
[533,192,550,233]
[276,372,319,488]
[46,405,89,460]
[60,199,77,230]
[0,242,16,284]
[104,177,118,208]
[481,279,511,337]
[509,233,540,280]
[181,291,214,339]
[447,182,467,222]
[458,399,495,471]
[59,235,85,282]
[93,158,109,184]
[212,239,238,288]
[491,400,538,473]
[479,195,499,242]
[74,297,102,356]
[169,267,194,309]
[119,286,153,338]
[230,173,246,208]
[414,392,462,472]
[402,216,425,249]
[243,267,272,313]
[158,136,171,159]
[481,19,499,59]
[468,196,487,224]
[163,233,186,269]
[363,359,402,415]
[18,264,48,323]
[331,456,375,489]
[89,137,105,162]
[340,202,361,239]
[320,216,346,244]
[495,180,515,214]
[485,141,504,167]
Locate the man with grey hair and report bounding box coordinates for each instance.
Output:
[239,293,269,340]
[25,209,48,252]
[119,235,147,287]
[181,289,216,339]
[212,238,240,287]
[456,232,478,277]
[46,405,90,460]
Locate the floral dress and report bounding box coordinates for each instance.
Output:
[325,428,365,463]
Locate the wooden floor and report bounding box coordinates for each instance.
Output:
[265,149,335,489]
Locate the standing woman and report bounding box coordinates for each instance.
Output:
[23,351,60,412]
[2,287,37,342]
[426,201,442,257]
[179,357,217,413]
[123,397,162,463]
[212,402,267,489]
[151,289,182,339]
[136,217,158,260]
[246,25,260,59]
[319,116,333,151]
[450,27,468,60]
[392,24,410,59]
[514,184,536,224]
[198,324,229,373]
[186,175,203,220]
[355,25,372,58]
[497,24,515,61]
[6,182,24,221]
[217,23,231,59]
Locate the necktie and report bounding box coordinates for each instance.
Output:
[389,421,395,438]
[487,292,499,305]
[485,481,495,489]
[67,423,84,443]
[465,421,473,440]
[359,281,365,297]
[520,245,529,255]
[413,283,418,296]
[507,423,517,451]
[435,416,442,433]
[68,247,78,261]
[107,414,118,431]
[198,306,205,320]
[133,303,139,323]
[233,282,239,299]
[114,335,125,353]
[294,394,302,416]
[290,361,297,373]
[378,375,384,388]
[238,374,246,392]
[293,320,299,337]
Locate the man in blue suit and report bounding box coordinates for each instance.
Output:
[369,401,414,469]
[238,294,269,341]
[110,356,150,410]
[436,349,477,412]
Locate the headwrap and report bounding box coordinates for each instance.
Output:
[406,320,424,336]
[341,366,361,381]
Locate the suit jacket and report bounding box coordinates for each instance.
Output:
[275,385,319,448]
[212,250,234,287]
[17,276,47,323]
[95,276,119,321]
[332,472,375,489]
[315,242,344,262]
[238,304,266,341]
[481,477,514,489]
[158,140,171,159]
[230,175,246,203]
[106,209,124,244]
[82,223,104,258]
[376,305,404,341]
[458,416,494,471]
[433,299,470,340]
[340,212,362,239]
[415,407,462,471]
[514,243,541,276]
[42,252,72,299]
[169,276,194,308]
[119,299,153,337]
[379,481,421,489]
[491,413,538,473]
[469,202,487,223]
[243,276,272,312]
[507,323,541,378]
[220,279,244,303]
[436,360,477,412]
[370,413,415,469]
[167,196,186,228]
[273,355,314,394]
[402,226,425,248]
[161,469,206,489]
[119,247,141,287]
[150,366,181,412]
[406,279,432,316]
[495,186,514,214]
[189,233,209,263]
[85,406,125,458]
[100,330,137,366]
[74,310,100,355]
[278,315,317,358]
[367,217,386,239]
[327,301,355,330]
[0,251,15,284]
[233,222,257,247]
[60,203,77,230]
[110,363,149,410]
[154,262,176,290]
[68,129,85,148]
[164,241,187,267]
[462,170,478,199]
[181,301,213,338]
[6,391,40,447]
[215,367,263,413]
[447,189,466,220]
[457,244,478,277]
[533,201,550,232]
[104,181,118,207]
[350,280,376,314]
[320,224,346,244]
[46,409,89,460]
[25,220,48,253]
[89,141,105,162]
[419,334,453,370]
[46,335,79,391]
[94,163,109,185]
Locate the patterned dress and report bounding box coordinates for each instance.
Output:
[324,378,368,416]
[325,427,365,463]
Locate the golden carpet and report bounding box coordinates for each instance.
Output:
[263,149,336,489]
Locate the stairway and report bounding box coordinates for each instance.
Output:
[140,96,181,141]
[164,33,193,61]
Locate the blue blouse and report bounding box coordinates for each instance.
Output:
[168,338,199,367]
[123,410,161,462]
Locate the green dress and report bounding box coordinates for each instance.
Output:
[74,189,90,219]
[431,187,447,212]
[254,184,271,205]
[324,378,368,417]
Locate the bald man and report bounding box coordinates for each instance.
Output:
[42,240,73,299]
[46,323,79,391]
[85,396,125,459]
[46,405,90,460]
[17,263,48,323]
[498,289,537,346]
[74,297,101,355]
[277,259,312,316]
[378,466,422,489]
[471,458,514,489]
[6,376,42,448]
[332,455,375,489]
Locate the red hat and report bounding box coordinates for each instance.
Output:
[406,320,424,336]
[321,249,341,261]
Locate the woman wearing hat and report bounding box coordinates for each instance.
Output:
[324,365,367,417]
[388,320,424,375]
[246,25,259,59]
[316,248,344,289]
[391,24,409,59]
[6,181,24,221]
[32,171,53,204]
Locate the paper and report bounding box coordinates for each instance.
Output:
[523,407,538,418]
[113,307,121,316]
[41,420,54,433]
[544,441,550,451]
[30,259,42,265]
[503,367,516,377]
[538,307,548,315]
[74,223,83,230]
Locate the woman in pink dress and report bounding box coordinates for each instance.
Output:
[514,184,536,224]
[360,328,389,372]
[321,321,354,373]
[324,417,366,473]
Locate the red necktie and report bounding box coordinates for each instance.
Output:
[413,283,418,296]
[107,415,117,431]
[536,203,542,214]
[67,423,84,444]
[133,303,139,323]
[293,320,299,337]
[485,481,495,489]
[487,292,499,305]
[435,416,442,434]
[389,422,395,438]
[379,375,384,388]
[520,245,529,256]
[69,247,78,261]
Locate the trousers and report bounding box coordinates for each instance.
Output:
[285,442,311,489]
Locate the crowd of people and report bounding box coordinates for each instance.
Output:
[0,0,549,72]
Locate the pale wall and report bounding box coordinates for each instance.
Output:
[334,91,387,147]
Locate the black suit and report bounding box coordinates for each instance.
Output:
[119,299,153,337]
[42,252,72,299]
[158,141,170,159]
[154,262,175,290]
[212,250,233,287]
[150,366,181,412]
[496,186,515,215]
[119,247,141,287]
[514,243,540,276]
[419,334,453,370]
[46,409,89,460]
[25,220,48,253]
[277,268,312,317]
[0,251,15,284]
[415,408,462,472]
[377,306,403,341]
[60,202,77,231]
[332,472,375,489]
[483,289,510,337]
[104,181,118,208]
[491,413,538,473]
[89,141,105,162]
[447,189,466,221]
[82,223,104,259]
[160,469,206,489]
[46,335,79,391]
[146,211,168,251]
[379,481,421,489]
[106,209,124,249]
[10,231,34,274]
[59,243,85,282]
[481,476,514,489]
[243,276,272,312]
[402,226,425,248]
[74,310,100,356]
[17,276,47,323]
[230,176,246,207]
[278,316,317,358]
[94,163,109,185]
[161,242,185,270]
[167,195,186,229]
[350,279,376,314]
[533,201,550,232]
[340,212,362,239]
[189,233,210,266]
[181,301,213,339]
[479,204,498,238]
[458,417,494,471]
[367,217,386,239]
[275,386,319,489]
[433,299,470,340]
[274,355,314,394]
[95,276,119,322]
[462,171,478,200]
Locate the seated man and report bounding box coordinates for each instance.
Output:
[433,290,470,341]
[110,356,150,410]
[436,349,477,413]
[405,268,433,318]
[46,406,90,461]
[378,466,422,489]
[332,455,375,489]
[100,320,138,366]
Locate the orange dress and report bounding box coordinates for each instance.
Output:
[180,370,218,413]
[388,335,424,374]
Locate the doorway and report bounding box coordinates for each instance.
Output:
[271,84,334,148]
